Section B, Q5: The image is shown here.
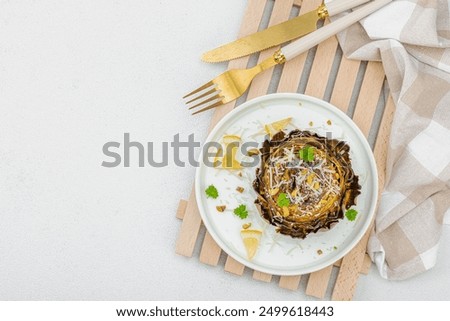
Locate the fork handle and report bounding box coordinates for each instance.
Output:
[326,0,370,17]
[281,0,391,61]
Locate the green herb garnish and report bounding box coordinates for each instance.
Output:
[345,209,358,221]
[299,145,315,162]
[233,204,248,219]
[277,193,290,207]
[205,185,219,199]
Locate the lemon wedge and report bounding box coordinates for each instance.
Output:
[240,229,262,260]
[215,135,241,170]
[223,145,242,169]
[213,147,223,168]
[271,117,292,131]
[222,135,241,145]
[264,117,292,137]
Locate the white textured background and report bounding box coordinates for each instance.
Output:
[0,0,448,300]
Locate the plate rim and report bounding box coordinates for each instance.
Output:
[195,93,378,276]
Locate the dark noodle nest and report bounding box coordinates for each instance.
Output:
[253,130,361,239]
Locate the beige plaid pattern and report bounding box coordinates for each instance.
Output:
[332,0,450,279]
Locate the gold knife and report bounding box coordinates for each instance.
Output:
[202,0,370,63]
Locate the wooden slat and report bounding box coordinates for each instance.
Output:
[374,94,395,189]
[208,0,267,130]
[314,54,374,298]
[329,56,361,113]
[276,0,322,290]
[277,0,322,93]
[246,0,295,100]
[361,254,372,275]
[351,97,395,285]
[277,0,320,92]
[352,62,386,136]
[180,0,265,260]
[210,0,267,275]
[331,80,388,300]
[176,199,188,220]
[197,0,267,267]
[331,67,389,299]
[342,96,394,286]
[278,275,301,291]
[305,266,333,298]
[333,254,371,274]
[253,271,272,283]
[245,0,294,282]
[199,231,221,266]
[332,227,372,300]
[304,20,338,99]
[175,189,202,257]
[333,259,343,267]
[212,0,268,275]
[224,256,245,276]
[302,20,338,297]
[303,27,346,297]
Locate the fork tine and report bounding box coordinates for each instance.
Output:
[188,94,223,110]
[185,88,218,105]
[182,81,214,99]
[191,100,224,115]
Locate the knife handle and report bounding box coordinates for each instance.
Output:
[281,0,391,61]
[326,0,370,17]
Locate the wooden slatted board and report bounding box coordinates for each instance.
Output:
[175,0,395,300]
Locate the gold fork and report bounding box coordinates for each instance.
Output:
[184,0,391,115]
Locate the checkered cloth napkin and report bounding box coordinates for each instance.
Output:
[332,0,450,280]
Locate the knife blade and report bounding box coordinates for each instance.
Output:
[202,0,370,63]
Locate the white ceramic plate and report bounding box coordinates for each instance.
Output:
[195,93,378,276]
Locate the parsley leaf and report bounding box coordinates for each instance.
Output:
[345,209,358,221]
[277,193,290,207]
[205,185,219,199]
[299,145,315,162]
[233,204,248,219]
